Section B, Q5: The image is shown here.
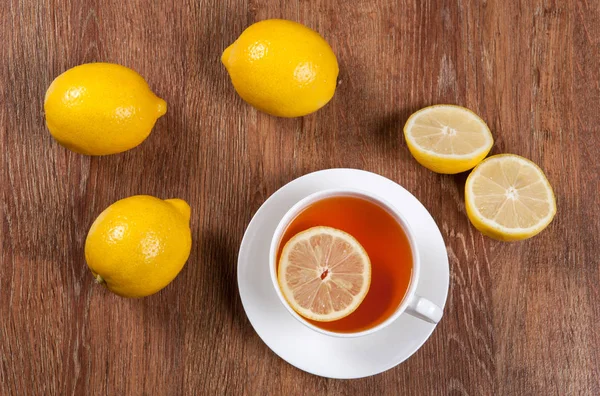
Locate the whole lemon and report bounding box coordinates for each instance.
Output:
[44,63,167,155]
[222,19,339,117]
[85,195,192,298]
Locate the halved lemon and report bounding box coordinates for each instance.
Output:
[465,154,557,241]
[404,105,494,174]
[277,226,371,322]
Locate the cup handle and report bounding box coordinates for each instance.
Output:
[406,294,443,324]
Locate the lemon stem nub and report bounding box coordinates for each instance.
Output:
[156,98,167,117]
[95,274,105,284]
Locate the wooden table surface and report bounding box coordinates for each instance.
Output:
[2,1,599,395]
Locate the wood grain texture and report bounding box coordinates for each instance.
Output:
[2,0,599,394]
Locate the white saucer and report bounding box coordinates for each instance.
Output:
[237,169,449,379]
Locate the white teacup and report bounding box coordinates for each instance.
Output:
[269,188,443,338]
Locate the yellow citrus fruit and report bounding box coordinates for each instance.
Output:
[221,19,339,117]
[404,105,494,174]
[44,63,167,155]
[278,226,371,322]
[85,195,192,298]
[465,154,557,241]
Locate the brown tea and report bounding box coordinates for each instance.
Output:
[277,195,413,333]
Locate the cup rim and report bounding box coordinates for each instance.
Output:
[269,187,421,338]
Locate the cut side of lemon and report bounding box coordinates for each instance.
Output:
[465,154,557,241]
[278,226,371,322]
[404,105,494,174]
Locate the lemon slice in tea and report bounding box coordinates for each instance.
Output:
[278,226,371,322]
